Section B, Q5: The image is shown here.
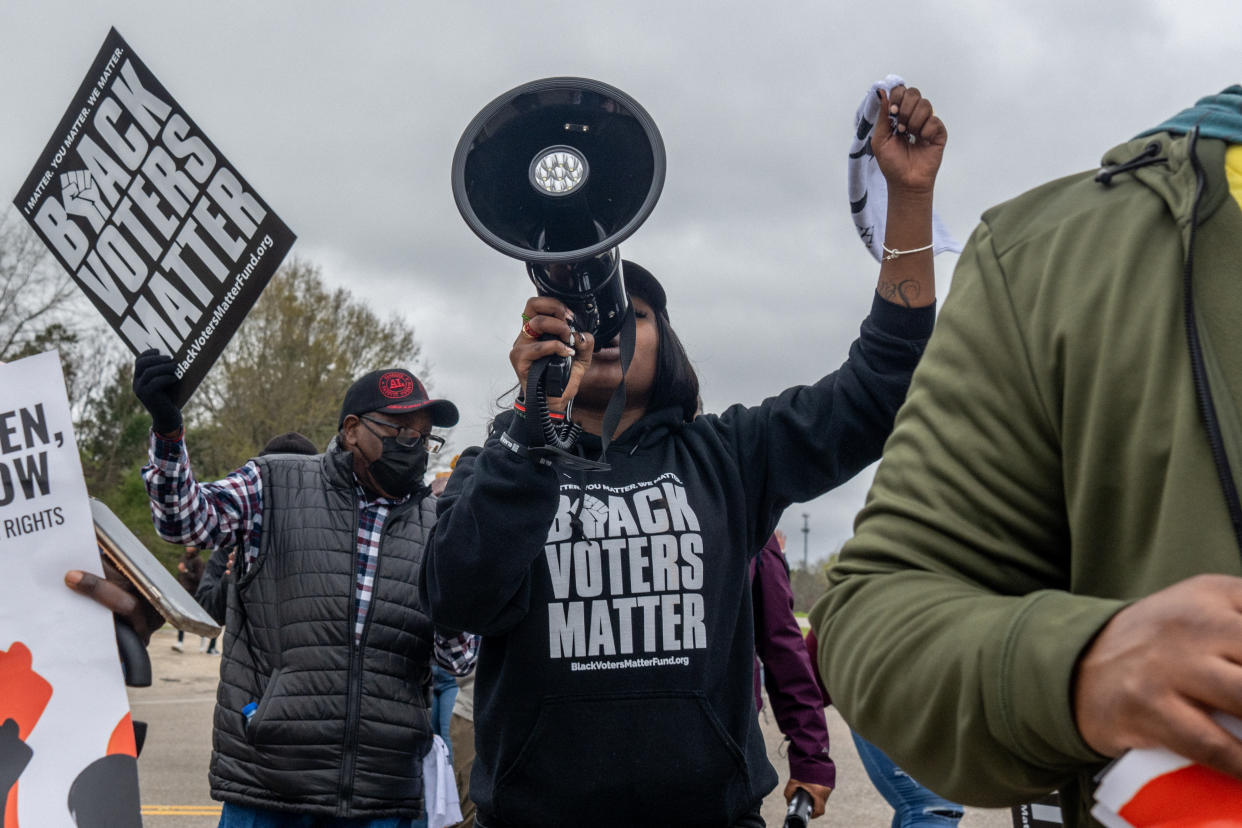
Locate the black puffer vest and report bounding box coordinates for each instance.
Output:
[208,442,436,818]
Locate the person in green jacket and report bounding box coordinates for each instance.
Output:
[810,86,1242,828]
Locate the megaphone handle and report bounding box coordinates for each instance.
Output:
[114,619,152,688]
[535,352,568,400]
[523,356,576,450]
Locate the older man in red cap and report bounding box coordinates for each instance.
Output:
[134,350,477,827]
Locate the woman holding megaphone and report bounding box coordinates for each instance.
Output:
[427,84,946,828]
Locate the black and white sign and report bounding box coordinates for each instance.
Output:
[13,27,295,406]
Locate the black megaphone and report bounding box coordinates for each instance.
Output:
[451,77,665,399]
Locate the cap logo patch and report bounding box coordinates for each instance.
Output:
[378,372,414,399]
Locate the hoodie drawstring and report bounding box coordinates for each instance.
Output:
[1094,141,1166,186]
[1179,127,1242,556]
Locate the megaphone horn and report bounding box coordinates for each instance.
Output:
[452,78,664,469]
[451,77,665,353]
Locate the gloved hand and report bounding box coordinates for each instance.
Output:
[132,349,182,435]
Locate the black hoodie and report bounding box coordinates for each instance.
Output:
[426,295,933,828]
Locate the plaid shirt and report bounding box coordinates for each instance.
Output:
[142,431,478,675]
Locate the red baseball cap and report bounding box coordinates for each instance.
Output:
[338,369,459,428]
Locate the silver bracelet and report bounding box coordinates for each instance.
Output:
[882,242,934,261]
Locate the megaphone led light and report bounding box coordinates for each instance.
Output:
[530,147,588,196]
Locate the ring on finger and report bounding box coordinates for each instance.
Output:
[521,321,538,339]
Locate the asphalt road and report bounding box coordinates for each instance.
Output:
[129,625,1014,827]
[129,626,221,827]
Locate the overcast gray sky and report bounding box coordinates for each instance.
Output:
[2,0,1238,562]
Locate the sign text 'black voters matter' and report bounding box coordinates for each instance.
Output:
[13,27,295,406]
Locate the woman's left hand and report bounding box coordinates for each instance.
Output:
[872,85,946,195]
[784,779,832,819]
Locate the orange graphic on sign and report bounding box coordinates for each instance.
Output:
[0,643,52,740]
[1118,763,1242,827]
[106,714,136,759]
[0,642,53,828]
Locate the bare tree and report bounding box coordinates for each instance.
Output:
[0,205,115,410]
[0,207,80,359]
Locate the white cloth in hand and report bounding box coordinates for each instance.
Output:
[848,73,961,263]
[422,734,463,828]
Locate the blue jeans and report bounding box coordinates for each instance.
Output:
[850,732,963,828]
[219,802,414,827]
[428,665,458,764]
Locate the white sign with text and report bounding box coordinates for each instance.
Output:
[0,351,141,827]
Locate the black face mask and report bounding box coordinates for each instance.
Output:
[364,437,428,498]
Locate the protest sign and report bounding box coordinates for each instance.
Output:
[1091,713,1242,828]
[13,27,295,406]
[0,351,141,827]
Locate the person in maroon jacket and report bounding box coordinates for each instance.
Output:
[751,530,834,819]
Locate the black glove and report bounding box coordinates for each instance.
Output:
[132,349,182,435]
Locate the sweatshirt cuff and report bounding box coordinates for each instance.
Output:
[870,292,936,341]
[985,590,1128,769]
[789,754,837,790]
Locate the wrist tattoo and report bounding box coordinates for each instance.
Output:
[878,280,922,308]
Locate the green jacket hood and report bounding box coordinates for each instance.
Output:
[1100,132,1232,235]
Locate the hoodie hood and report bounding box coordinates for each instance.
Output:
[1100,132,1232,238]
[1137,85,1242,144]
[573,405,684,456]
[1098,84,1242,233]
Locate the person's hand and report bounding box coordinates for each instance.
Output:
[225,550,236,578]
[64,559,164,646]
[132,349,182,435]
[509,296,594,410]
[1073,575,1242,779]
[784,779,832,819]
[872,86,946,196]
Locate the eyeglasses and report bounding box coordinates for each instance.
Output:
[358,414,445,453]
